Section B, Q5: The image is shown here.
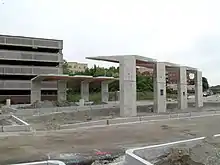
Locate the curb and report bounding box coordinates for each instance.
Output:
[58,111,220,131]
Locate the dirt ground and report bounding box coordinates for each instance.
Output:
[23,106,156,131]
[22,104,219,131]
[23,108,120,130]
[1,115,220,164]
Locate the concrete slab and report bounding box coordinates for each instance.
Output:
[178,112,191,118]
[140,115,168,121]
[11,115,29,125]
[3,125,31,132]
[60,120,107,130]
[108,117,140,125]
[12,160,66,165]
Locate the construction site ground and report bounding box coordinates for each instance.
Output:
[22,104,219,131]
[1,113,220,164]
[17,96,220,131]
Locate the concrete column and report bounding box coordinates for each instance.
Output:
[57,80,67,101]
[177,67,188,110]
[119,56,137,117]
[195,70,203,108]
[31,80,41,104]
[81,81,89,102]
[101,81,109,103]
[153,62,166,113]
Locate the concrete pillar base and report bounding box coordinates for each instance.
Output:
[153,62,166,113]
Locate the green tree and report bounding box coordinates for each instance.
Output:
[202,77,209,92]
[63,61,155,93]
[136,75,153,92]
[62,60,72,75]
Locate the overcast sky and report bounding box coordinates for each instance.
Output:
[0,0,220,85]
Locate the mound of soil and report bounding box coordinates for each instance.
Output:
[154,138,220,165]
[155,148,203,165]
[0,118,11,125]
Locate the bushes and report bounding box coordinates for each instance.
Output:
[67,91,177,102]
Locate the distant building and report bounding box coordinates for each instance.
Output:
[137,67,195,91]
[137,67,153,76]
[137,67,178,83]
[68,62,88,73]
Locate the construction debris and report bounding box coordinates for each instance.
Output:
[48,150,124,165]
[20,100,77,109]
[153,139,220,165]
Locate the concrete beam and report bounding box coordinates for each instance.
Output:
[177,67,188,110]
[195,70,203,108]
[57,80,67,101]
[81,81,89,101]
[153,62,166,113]
[119,56,137,117]
[31,80,41,104]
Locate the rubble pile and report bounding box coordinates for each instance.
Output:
[155,148,204,165]
[152,138,220,165]
[21,100,77,109]
[0,118,11,126]
[48,150,124,165]
[92,155,125,165]
[45,120,60,130]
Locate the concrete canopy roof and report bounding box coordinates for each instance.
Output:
[91,76,119,82]
[31,74,93,81]
[87,55,198,71]
[86,55,157,64]
[31,74,118,83]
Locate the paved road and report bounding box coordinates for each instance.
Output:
[1,114,220,164]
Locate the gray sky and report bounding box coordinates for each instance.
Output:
[0,0,220,85]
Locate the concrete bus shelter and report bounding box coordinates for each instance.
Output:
[86,55,203,117]
[31,74,118,104]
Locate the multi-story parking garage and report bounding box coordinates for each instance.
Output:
[0,34,63,104]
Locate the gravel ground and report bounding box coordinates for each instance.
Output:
[22,103,220,131]
[1,115,220,164]
[24,109,118,130]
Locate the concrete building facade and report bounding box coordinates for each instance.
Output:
[0,34,63,104]
[68,62,88,73]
